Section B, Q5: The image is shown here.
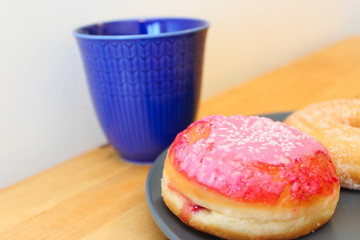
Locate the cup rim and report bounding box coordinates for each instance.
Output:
[73,17,210,40]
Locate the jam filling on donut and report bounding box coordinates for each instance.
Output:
[168,182,208,223]
[180,203,206,223]
[170,115,339,204]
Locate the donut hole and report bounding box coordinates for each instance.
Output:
[348,118,360,128]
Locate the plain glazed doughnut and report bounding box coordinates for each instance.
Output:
[285,99,360,190]
[161,115,339,240]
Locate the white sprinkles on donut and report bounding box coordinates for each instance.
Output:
[172,115,336,201]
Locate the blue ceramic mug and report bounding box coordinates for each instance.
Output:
[74,17,209,163]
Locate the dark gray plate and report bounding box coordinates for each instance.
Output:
[145,112,360,240]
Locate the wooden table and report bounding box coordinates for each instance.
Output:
[1,37,360,240]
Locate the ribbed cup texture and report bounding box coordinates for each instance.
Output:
[76,30,208,163]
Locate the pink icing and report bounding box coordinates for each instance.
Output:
[171,115,338,204]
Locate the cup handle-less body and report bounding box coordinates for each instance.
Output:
[74,18,209,163]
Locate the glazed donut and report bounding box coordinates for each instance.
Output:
[285,99,360,190]
[161,115,339,240]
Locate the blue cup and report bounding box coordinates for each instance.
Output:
[74,17,209,163]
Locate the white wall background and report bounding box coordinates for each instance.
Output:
[1,0,360,189]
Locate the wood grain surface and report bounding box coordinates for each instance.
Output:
[0,36,359,240]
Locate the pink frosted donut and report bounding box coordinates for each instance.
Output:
[161,115,339,240]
